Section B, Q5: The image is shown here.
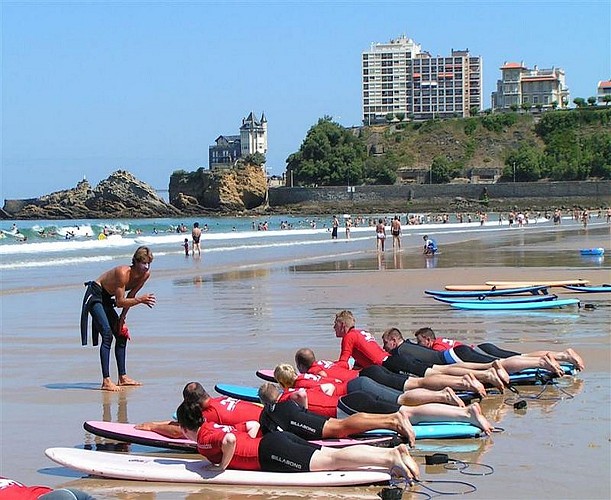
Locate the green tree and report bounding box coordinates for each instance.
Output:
[551,101,558,110]
[395,112,405,122]
[285,117,368,186]
[603,95,611,106]
[510,104,519,112]
[521,102,532,113]
[385,113,394,123]
[573,97,586,108]
[430,156,460,184]
[363,156,397,184]
[587,96,597,107]
[241,152,266,166]
[535,103,543,112]
[470,106,480,116]
[502,146,543,181]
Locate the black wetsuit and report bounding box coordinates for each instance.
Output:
[80,281,127,378]
[260,400,328,439]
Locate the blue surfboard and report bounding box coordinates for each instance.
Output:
[563,284,611,293]
[450,298,580,310]
[425,285,549,298]
[433,294,557,305]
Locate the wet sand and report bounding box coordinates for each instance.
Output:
[1,226,610,499]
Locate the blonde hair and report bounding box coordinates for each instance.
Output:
[335,310,355,329]
[274,363,298,389]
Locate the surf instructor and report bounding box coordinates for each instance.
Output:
[80,246,156,391]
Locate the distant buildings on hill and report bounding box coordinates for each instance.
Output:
[491,62,570,111]
[597,80,611,105]
[361,35,483,124]
[209,112,267,170]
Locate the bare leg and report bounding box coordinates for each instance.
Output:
[311,443,420,480]
[101,377,122,392]
[119,375,142,386]
[397,387,465,407]
[406,373,488,398]
[324,411,415,446]
[519,350,584,372]
[400,402,493,435]
[427,365,507,389]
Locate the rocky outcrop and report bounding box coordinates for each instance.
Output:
[2,171,181,219]
[169,165,267,213]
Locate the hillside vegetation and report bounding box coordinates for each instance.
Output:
[287,109,611,185]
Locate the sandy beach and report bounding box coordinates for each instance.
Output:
[1,222,610,499]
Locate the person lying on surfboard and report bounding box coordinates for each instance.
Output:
[176,398,420,479]
[260,378,493,445]
[402,327,584,371]
[136,382,262,438]
[333,310,511,393]
[295,348,468,407]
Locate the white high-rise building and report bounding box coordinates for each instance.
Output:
[362,35,482,123]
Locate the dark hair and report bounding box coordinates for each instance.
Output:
[132,246,153,265]
[182,381,208,404]
[295,348,316,373]
[415,327,436,340]
[176,400,204,431]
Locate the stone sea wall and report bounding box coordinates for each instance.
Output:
[268,180,611,211]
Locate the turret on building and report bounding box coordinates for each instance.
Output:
[209,112,268,170]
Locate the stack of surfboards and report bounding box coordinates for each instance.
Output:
[424,281,587,310]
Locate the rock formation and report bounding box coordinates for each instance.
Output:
[169,164,267,213]
[2,171,181,219]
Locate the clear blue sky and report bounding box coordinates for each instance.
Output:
[2,0,609,201]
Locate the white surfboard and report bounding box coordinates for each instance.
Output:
[485,279,590,287]
[45,448,392,486]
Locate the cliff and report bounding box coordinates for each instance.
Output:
[169,165,267,213]
[2,170,181,220]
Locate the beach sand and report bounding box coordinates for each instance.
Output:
[1,226,610,499]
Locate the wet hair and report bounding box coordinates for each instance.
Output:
[382,327,405,342]
[414,327,436,340]
[176,400,204,432]
[423,235,428,240]
[335,310,355,329]
[132,246,153,266]
[295,348,316,373]
[194,222,199,228]
[182,381,209,405]
[258,382,282,405]
[274,363,298,389]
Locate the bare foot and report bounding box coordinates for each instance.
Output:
[491,360,511,385]
[564,348,585,371]
[118,375,142,386]
[442,387,465,407]
[540,353,564,378]
[466,403,493,435]
[483,368,506,392]
[101,378,122,392]
[463,374,487,398]
[394,443,420,480]
[397,408,416,447]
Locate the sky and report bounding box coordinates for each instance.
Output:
[2,0,610,201]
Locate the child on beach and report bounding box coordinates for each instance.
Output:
[183,238,190,256]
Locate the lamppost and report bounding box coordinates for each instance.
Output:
[513,162,516,183]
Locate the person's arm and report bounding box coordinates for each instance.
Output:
[319,383,336,396]
[288,388,308,409]
[134,421,183,438]
[336,334,354,368]
[244,421,260,437]
[217,433,237,470]
[116,271,155,328]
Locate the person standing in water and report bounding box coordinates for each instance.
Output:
[80,246,156,391]
[192,222,202,256]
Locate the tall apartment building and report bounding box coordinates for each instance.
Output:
[209,112,267,170]
[491,62,569,110]
[362,35,482,124]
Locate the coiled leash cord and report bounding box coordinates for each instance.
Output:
[379,453,495,499]
[504,377,575,408]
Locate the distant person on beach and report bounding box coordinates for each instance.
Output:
[422,235,437,255]
[391,216,401,249]
[331,215,339,239]
[375,218,386,251]
[345,217,352,239]
[192,222,202,256]
[80,246,156,391]
[183,238,190,256]
[136,381,262,438]
[176,398,420,479]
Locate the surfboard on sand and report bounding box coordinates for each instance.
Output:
[450,298,580,310]
[485,279,590,287]
[433,294,557,305]
[44,447,392,486]
[563,284,611,293]
[426,285,550,298]
[83,421,396,450]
